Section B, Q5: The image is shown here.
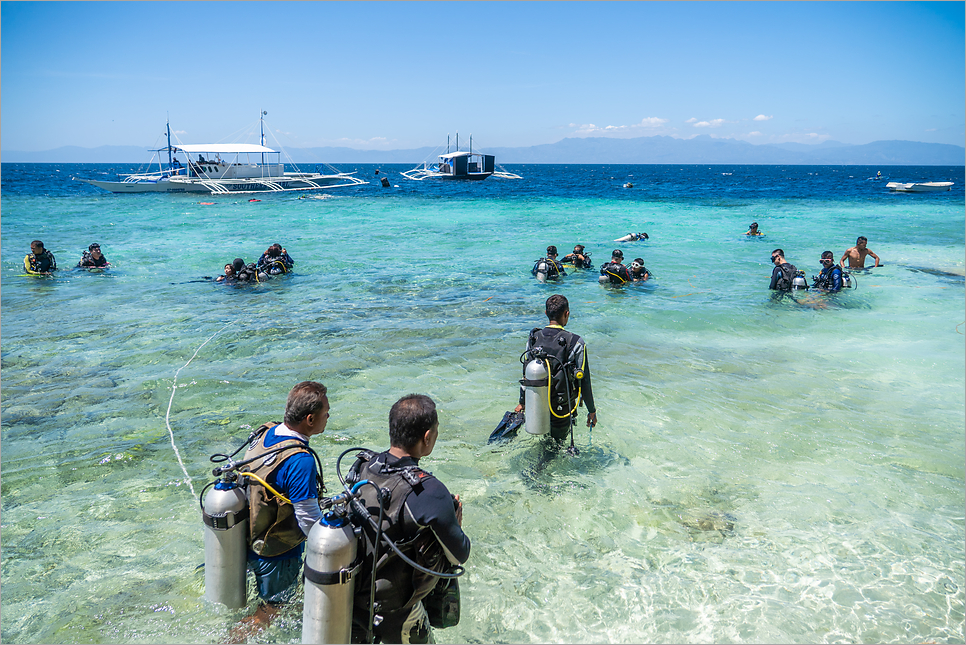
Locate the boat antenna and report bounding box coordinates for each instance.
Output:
[447,134,450,154]
[456,132,459,152]
[470,134,472,155]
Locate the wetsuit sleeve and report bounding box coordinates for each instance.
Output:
[404,479,471,565]
[769,266,781,290]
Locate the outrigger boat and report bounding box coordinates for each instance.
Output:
[401,134,521,181]
[76,114,366,194]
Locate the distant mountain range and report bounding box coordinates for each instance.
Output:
[3,135,963,165]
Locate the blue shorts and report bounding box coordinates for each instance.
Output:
[249,552,302,604]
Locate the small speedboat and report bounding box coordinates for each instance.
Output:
[886,181,954,193]
[402,133,521,181]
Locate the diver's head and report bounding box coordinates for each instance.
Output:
[224,264,234,276]
[771,249,785,264]
[749,222,758,230]
[546,245,558,258]
[284,381,329,435]
[232,258,246,272]
[89,243,103,256]
[545,294,569,322]
[612,249,624,262]
[632,258,645,271]
[820,251,834,266]
[574,245,585,254]
[267,243,282,257]
[31,240,45,254]
[389,394,439,454]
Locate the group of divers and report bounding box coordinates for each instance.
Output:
[21,225,882,644]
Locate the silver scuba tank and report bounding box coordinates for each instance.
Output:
[535,261,548,283]
[301,513,360,644]
[202,481,249,608]
[791,270,808,290]
[523,358,551,435]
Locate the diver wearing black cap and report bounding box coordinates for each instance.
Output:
[532,246,567,282]
[599,249,630,284]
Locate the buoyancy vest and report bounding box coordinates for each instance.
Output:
[260,258,289,275]
[243,423,317,557]
[600,261,629,284]
[236,262,260,282]
[526,327,584,417]
[813,265,843,290]
[24,250,56,274]
[532,258,563,279]
[775,262,797,291]
[347,451,450,615]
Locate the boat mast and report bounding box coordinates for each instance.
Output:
[260,110,267,167]
[166,118,173,169]
[447,134,450,154]
[470,135,472,155]
[456,133,459,152]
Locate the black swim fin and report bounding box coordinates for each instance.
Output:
[488,411,525,444]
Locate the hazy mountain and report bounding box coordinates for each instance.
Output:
[3,136,962,165]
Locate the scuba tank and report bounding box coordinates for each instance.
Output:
[534,260,549,283]
[302,511,361,644]
[522,357,550,435]
[791,270,809,290]
[201,477,249,608]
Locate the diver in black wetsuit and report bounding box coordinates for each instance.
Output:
[599,249,630,284]
[347,395,471,644]
[532,246,566,281]
[561,244,593,269]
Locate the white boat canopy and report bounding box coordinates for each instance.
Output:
[174,143,277,154]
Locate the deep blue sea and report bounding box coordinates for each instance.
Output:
[2,163,964,644]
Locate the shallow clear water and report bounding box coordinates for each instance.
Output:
[2,163,964,643]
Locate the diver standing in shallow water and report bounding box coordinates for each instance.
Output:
[515,295,597,449]
[230,381,329,638]
[347,394,471,644]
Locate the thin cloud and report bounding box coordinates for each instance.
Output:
[570,117,669,136]
[692,119,728,128]
[753,115,773,121]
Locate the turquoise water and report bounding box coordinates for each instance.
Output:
[2,164,964,643]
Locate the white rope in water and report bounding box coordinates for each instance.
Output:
[165,320,237,498]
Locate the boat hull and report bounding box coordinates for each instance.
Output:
[79,173,364,195]
[886,181,954,193]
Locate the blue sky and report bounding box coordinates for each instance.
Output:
[2,1,963,152]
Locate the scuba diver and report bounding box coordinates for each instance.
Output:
[223,381,330,638]
[24,240,57,274]
[614,232,648,242]
[531,245,567,282]
[515,295,597,454]
[233,258,261,283]
[215,262,237,284]
[346,394,471,644]
[561,244,594,270]
[629,257,650,281]
[77,243,109,268]
[812,251,848,292]
[745,222,763,236]
[769,248,808,292]
[256,243,295,276]
[599,249,630,285]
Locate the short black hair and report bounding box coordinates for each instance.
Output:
[545,294,569,321]
[546,245,557,256]
[284,381,328,426]
[612,249,623,259]
[31,240,45,250]
[389,394,438,449]
[821,251,834,260]
[633,257,644,265]
[857,236,868,244]
[574,244,585,252]
[772,248,784,258]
